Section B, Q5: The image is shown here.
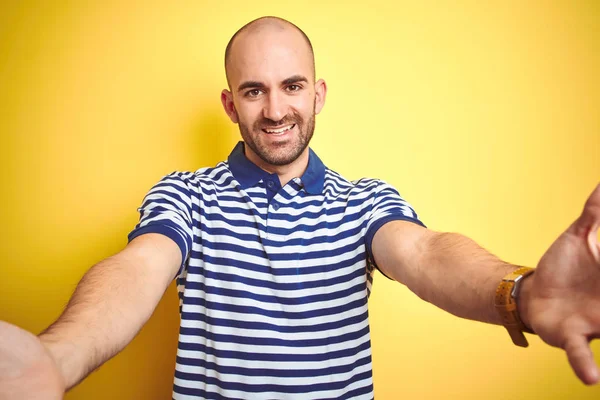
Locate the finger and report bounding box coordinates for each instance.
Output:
[564,335,599,385]
[569,183,600,238]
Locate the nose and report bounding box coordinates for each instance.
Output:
[262,91,286,122]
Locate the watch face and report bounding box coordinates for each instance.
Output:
[511,268,535,298]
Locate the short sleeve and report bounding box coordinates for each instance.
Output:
[364,180,425,258]
[128,172,194,272]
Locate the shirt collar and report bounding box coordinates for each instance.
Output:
[227,141,325,194]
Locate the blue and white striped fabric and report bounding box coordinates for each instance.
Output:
[128,142,423,399]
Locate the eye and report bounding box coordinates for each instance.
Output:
[287,84,301,92]
[245,89,262,98]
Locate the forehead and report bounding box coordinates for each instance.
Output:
[228,27,314,86]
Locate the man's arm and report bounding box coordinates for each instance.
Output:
[5,233,182,394]
[372,221,515,325]
[371,183,600,385]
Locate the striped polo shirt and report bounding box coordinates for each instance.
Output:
[128,141,423,399]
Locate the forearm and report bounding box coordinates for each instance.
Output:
[39,248,173,390]
[374,222,522,325]
[410,231,519,324]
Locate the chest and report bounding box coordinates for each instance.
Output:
[182,184,371,313]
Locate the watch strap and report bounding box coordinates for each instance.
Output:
[495,267,535,347]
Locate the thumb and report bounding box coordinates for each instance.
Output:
[568,183,600,239]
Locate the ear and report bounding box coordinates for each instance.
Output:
[221,89,239,124]
[314,79,327,115]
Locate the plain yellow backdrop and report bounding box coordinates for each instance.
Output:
[1,1,599,399]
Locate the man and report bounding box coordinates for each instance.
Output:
[0,16,598,400]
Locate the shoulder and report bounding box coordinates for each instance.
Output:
[323,168,390,198]
[145,162,233,202]
[162,161,234,187]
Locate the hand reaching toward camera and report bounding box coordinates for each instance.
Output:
[0,321,65,400]
[521,184,600,385]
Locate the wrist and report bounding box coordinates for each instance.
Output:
[39,334,79,390]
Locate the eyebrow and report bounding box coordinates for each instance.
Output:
[237,75,309,93]
[282,75,308,86]
[237,81,265,92]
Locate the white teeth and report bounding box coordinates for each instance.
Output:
[264,124,294,134]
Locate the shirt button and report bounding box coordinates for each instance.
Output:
[267,181,274,188]
[272,202,280,211]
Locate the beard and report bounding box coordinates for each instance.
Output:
[238,106,316,166]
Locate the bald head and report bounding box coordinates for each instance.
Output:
[224,17,315,88]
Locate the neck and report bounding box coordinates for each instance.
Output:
[244,146,310,187]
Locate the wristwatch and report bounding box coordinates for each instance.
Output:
[494,266,535,347]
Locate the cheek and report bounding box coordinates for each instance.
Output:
[292,100,313,120]
[235,103,260,125]
[296,94,315,112]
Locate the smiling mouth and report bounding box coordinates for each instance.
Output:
[262,124,295,135]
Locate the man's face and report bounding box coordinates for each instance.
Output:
[222,26,326,167]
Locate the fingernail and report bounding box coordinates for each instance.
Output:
[589,368,599,385]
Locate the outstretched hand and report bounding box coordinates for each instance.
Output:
[523,184,600,385]
[0,321,65,400]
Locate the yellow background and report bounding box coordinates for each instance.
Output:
[1,1,599,399]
